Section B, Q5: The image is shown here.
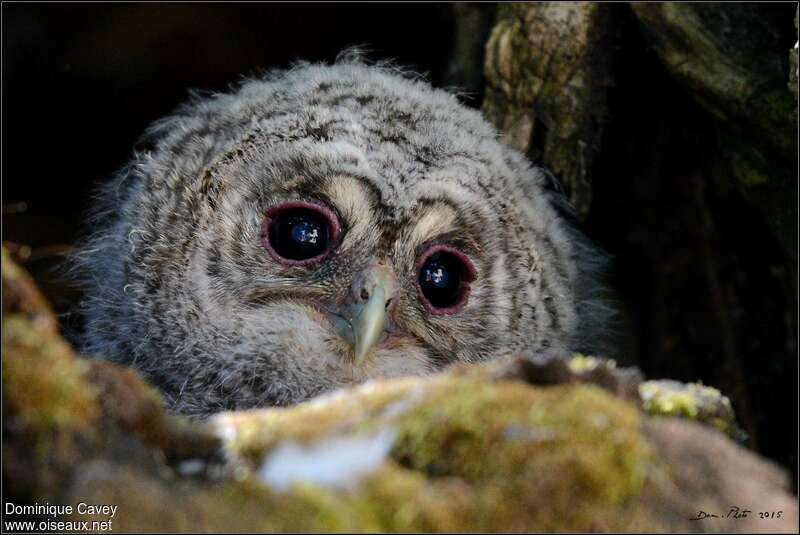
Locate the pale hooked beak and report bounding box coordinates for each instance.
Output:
[351,283,388,365]
[330,262,396,366]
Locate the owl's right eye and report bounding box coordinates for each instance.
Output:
[261,201,341,266]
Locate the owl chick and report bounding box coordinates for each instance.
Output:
[76,55,611,416]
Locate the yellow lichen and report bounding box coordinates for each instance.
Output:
[639,381,737,438]
[567,353,617,373]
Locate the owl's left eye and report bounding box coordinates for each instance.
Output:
[416,245,476,315]
[261,201,341,266]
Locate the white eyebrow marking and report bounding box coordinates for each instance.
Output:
[408,204,459,247]
[325,175,377,247]
[391,201,460,268]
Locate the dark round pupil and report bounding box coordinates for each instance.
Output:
[419,252,465,308]
[269,208,330,260]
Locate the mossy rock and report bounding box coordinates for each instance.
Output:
[212,376,654,531]
[205,368,797,533]
[3,249,797,532]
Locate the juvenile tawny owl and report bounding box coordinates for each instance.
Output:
[77,55,611,416]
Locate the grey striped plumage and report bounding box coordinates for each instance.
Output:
[75,55,612,417]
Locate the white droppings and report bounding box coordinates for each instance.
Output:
[588,412,611,430]
[380,383,425,420]
[503,424,556,443]
[210,415,239,444]
[259,429,396,491]
[176,459,206,476]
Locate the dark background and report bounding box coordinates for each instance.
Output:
[3,3,797,481]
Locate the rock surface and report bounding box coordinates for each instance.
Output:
[2,250,797,532]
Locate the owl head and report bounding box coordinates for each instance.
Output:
[77,55,611,416]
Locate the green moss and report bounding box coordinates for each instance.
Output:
[390,379,651,503]
[2,315,100,449]
[385,379,657,530]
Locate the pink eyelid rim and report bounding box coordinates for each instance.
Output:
[260,200,342,267]
[415,244,477,316]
